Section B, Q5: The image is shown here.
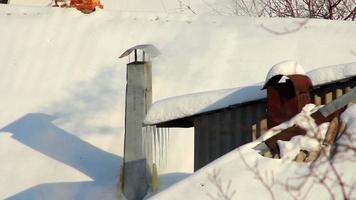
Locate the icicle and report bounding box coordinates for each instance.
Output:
[157,128,161,166]
[142,125,171,174]
[153,126,157,165]
[165,128,170,165]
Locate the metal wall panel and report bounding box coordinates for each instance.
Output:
[194,101,267,170]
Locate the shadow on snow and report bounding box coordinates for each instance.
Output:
[1,113,121,200]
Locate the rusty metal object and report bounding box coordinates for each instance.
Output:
[311,107,346,125]
[264,110,344,155]
[266,74,313,128]
[70,0,104,14]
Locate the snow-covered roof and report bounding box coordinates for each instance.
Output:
[308,62,356,86]
[145,84,266,125]
[144,62,356,125]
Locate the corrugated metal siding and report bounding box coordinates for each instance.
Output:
[193,77,356,171]
[194,101,267,170]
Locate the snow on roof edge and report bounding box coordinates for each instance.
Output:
[307,62,356,86]
[144,84,266,125]
[144,63,356,126]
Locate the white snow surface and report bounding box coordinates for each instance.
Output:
[308,62,356,86]
[265,60,306,83]
[1,3,356,199]
[150,104,356,200]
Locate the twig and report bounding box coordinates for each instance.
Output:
[177,0,197,15]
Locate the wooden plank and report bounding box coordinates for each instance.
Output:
[336,89,343,98]
[255,102,267,138]
[314,94,322,105]
[260,119,268,136]
[325,92,333,104]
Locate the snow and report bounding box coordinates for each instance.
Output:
[144,62,356,125]
[1,2,356,199]
[276,108,331,160]
[340,103,356,134]
[150,104,356,200]
[265,60,306,84]
[308,62,356,86]
[144,84,266,125]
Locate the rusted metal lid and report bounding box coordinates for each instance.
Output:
[119,44,160,59]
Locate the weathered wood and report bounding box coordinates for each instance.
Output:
[295,151,307,163]
[305,151,319,162]
[325,92,333,104]
[323,117,339,146]
[336,89,343,98]
[260,119,268,136]
[314,94,322,106]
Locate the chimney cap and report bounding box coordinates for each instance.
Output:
[119,44,160,59]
